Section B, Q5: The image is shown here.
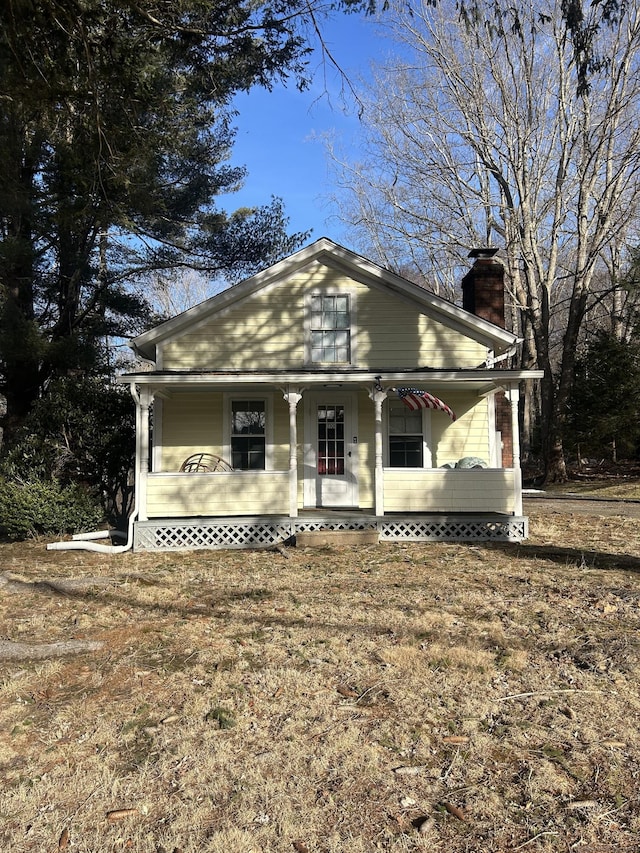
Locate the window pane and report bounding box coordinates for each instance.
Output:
[335,295,349,315]
[388,400,424,467]
[390,436,423,467]
[232,401,265,435]
[317,404,345,476]
[231,437,265,470]
[310,294,351,363]
[389,401,422,434]
[231,400,266,470]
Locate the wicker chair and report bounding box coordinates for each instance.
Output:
[179,453,234,473]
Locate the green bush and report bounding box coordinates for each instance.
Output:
[0,377,135,529]
[0,478,103,540]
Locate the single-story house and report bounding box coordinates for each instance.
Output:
[119,238,543,550]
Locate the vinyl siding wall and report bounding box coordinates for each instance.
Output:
[160,391,292,473]
[160,262,486,371]
[429,393,490,467]
[159,392,223,472]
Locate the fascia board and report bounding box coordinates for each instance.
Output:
[117,368,544,386]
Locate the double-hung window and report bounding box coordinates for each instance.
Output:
[310,294,351,364]
[231,400,266,470]
[388,399,429,467]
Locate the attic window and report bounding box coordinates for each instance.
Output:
[310,294,351,364]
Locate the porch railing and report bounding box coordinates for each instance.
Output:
[383,468,519,514]
[145,470,290,518]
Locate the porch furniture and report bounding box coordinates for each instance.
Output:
[179,453,233,473]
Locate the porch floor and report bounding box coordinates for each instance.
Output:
[133,510,528,551]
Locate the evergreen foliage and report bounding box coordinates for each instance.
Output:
[0,478,103,541]
[0,0,317,437]
[1,377,135,530]
[566,331,640,461]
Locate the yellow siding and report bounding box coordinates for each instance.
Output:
[383,469,515,513]
[161,278,308,369]
[146,472,290,517]
[160,392,223,471]
[160,392,292,472]
[160,261,486,370]
[431,393,490,467]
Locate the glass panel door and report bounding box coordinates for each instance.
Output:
[317,405,345,476]
[304,393,358,508]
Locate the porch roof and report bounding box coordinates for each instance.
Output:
[117,366,543,394]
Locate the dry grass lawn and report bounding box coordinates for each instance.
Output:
[1,510,640,852]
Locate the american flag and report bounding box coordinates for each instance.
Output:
[395,388,456,421]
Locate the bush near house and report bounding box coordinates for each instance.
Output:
[0,478,103,540]
[0,376,135,537]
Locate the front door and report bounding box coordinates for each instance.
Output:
[304,393,358,508]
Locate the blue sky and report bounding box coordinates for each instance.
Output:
[223,12,393,245]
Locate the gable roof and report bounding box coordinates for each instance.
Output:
[131,237,518,363]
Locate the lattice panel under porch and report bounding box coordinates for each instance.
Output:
[379,518,527,542]
[134,514,528,551]
[134,520,292,551]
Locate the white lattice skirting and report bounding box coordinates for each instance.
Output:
[133,515,528,551]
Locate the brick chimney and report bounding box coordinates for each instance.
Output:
[462,248,513,467]
[461,247,505,328]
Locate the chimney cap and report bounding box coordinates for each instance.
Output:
[468,247,499,259]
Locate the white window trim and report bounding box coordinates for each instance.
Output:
[223,392,274,470]
[385,399,433,468]
[304,289,357,366]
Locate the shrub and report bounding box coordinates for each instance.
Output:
[0,478,103,540]
[0,377,135,528]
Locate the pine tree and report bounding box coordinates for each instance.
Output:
[0,0,315,437]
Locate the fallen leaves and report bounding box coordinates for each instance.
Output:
[336,683,359,699]
[106,808,139,822]
[393,765,426,776]
[442,802,466,822]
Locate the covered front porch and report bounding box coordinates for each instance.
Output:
[123,368,535,550]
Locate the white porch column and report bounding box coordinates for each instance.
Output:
[508,384,522,515]
[369,386,387,516]
[282,388,303,519]
[137,386,153,522]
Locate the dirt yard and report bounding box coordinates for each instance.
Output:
[1,507,640,852]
